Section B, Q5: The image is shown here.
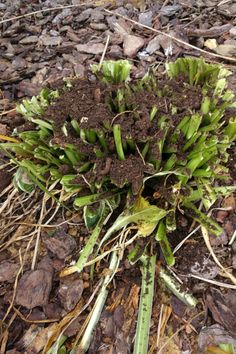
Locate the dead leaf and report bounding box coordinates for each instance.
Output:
[206,288,236,336]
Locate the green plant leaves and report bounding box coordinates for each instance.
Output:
[102,197,167,243]
[133,254,156,354]
[14,167,35,193]
[92,59,132,84]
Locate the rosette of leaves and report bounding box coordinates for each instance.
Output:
[1,58,236,354]
[1,58,236,263]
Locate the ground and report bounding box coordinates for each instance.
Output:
[0,1,236,353]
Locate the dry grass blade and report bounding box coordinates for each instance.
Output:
[201,226,236,286]
[156,311,205,354]
[189,274,236,289]
[98,34,110,70]
[104,9,236,63]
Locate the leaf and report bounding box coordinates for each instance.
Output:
[100,197,167,249]
[14,167,35,193]
[184,202,223,236]
[92,60,132,84]
[83,203,104,229]
[74,205,108,273]
[133,254,156,354]
[74,193,103,208]
[155,220,175,266]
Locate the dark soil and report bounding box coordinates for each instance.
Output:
[40,74,203,195]
[0,169,11,193]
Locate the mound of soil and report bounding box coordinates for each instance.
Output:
[41,75,203,194]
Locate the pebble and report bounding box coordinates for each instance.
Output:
[75,8,92,23]
[19,36,39,44]
[109,44,123,58]
[138,11,153,27]
[123,35,145,57]
[40,35,62,46]
[90,22,107,30]
[146,35,162,54]
[230,27,236,37]
[68,227,77,237]
[76,42,105,55]
[74,63,85,77]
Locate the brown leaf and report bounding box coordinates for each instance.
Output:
[206,288,236,336]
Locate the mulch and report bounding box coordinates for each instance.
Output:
[0,0,236,353]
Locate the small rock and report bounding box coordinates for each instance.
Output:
[16,269,53,309]
[138,11,153,27]
[146,35,162,54]
[217,3,236,18]
[113,18,132,36]
[0,261,19,283]
[109,44,123,58]
[215,44,236,56]
[90,22,107,30]
[230,27,236,37]
[12,56,27,70]
[59,276,83,311]
[68,226,78,237]
[90,9,104,22]
[42,229,77,260]
[74,63,85,77]
[16,81,41,97]
[204,38,218,50]
[76,42,105,55]
[123,35,145,57]
[40,35,62,46]
[19,36,39,44]
[224,39,236,45]
[75,8,93,23]
[160,5,182,17]
[52,8,72,24]
[50,29,60,36]
[113,6,128,16]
